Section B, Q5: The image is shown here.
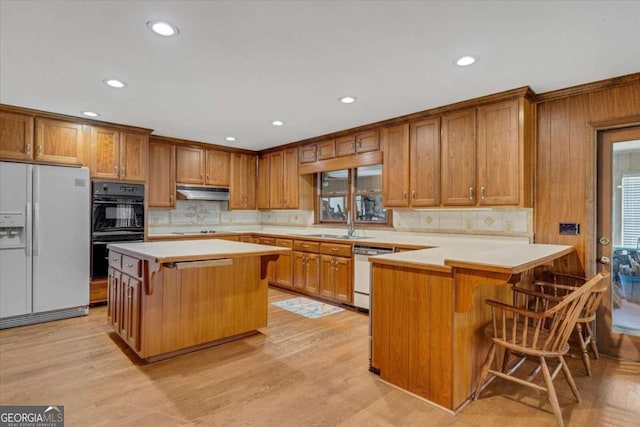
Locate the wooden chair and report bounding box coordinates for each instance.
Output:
[534,271,606,376]
[473,273,607,427]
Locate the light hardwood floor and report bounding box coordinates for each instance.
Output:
[1,288,638,426]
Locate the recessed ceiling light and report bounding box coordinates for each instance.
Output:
[339,96,357,104]
[146,20,180,37]
[81,111,100,117]
[103,78,126,88]
[455,55,477,67]
[271,120,284,127]
[225,136,236,142]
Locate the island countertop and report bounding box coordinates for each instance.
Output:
[107,239,290,264]
[369,243,573,274]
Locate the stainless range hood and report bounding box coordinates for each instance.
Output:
[176,185,229,201]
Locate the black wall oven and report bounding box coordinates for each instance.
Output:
[91,181,145,279]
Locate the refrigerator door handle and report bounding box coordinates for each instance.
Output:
[33,202,40,256]
[26,202,32,257]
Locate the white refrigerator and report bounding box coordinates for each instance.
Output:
[0,161,90,328]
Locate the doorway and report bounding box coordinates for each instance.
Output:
[596,125,640,361]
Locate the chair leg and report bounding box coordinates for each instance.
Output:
[585,323,599,360]
[540,357,565,427]
[575,323,592,376]
[474,342,497,400]
[559,355,582,403]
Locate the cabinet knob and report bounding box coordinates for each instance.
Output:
[121,167,125,177]
[480,186,486,200]
[468,187,474,200]
[126,263,133,268]
[169,194,174,204]
[37,145,42,157]
[402,191,407,200]
[411,191,416,200]
[25,144,31,156]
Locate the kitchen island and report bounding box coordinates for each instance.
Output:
[369,243,579,412]
[106,240,289,362]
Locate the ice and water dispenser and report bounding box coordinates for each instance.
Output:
[0,212,26,248]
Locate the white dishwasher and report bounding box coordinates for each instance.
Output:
[353,244,394,310]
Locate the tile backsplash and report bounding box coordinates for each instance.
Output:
[393,208,533,238]
[149,201,532,239]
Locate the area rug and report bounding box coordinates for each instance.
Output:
[272,297,345,319]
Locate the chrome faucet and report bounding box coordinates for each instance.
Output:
[346,209,354,237]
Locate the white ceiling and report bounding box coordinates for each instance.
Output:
[1,1,639,151]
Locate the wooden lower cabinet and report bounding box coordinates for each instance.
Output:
[107,250,271,361]
[320,255,352,303]
[273,239,293,288]
[107,268,141,352]
[293,251,320,294]
[89,278,108,304]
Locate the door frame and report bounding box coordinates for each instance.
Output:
[594,123,640,360]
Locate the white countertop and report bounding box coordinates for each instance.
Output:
[369,243,574,274]
[108,240,290,264]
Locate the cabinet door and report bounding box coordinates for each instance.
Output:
[229,153,244,209]
[269,151,284,208]
[293,252,307,290]
[206,149,230,186]
[441,109,476,206]
[282,148,299,208]
[320,255,336,298]
[35,118,84,165]
[118,274,128,338]
[299,144,317,163]
[126,277,141,351]
[274,239,293,288]
[243,154,257,209]
[107,269,121,328]
[410,118,440,206]
[148,141,176,208]
[335,135,356,157]
[0,111,34,160]
[257,154,270,209]
[382,123,410,207]
[305,252,320,294]
[477,99,520,205]
[317,139,335,160]
[334,256,352,303]
[356,129,380,153]
[120,132,148,182]
[90,126,119,179]
[176,146,205,184]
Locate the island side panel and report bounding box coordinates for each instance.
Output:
[451,267,513,409]
[371,263,454,409]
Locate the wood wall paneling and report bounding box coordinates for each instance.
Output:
[534,80,640,272]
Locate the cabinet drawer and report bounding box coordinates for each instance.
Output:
[259,237,275,246]
[294,240,320,253]
[121,255,142,278]
[275,238,293,249]
[320,242,352,257]
[108,251,122,269]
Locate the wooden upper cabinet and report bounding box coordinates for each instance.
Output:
[90,127,148,182]
[90,126,119,179]
[35,118,84,165]
[0,111,34,161]
[206,149,230,186]
[299,144,317,163]
[441,108,477,206]
[317,139,336,160]
[336,130,379,157]
[148,141,176,208]
[257,154,270,209]
[120,132,148,182]
[477,99,520,205]
[229,153,256,209]
[282,148,299,208]
[269,151,284,208]
[410,118,440,207]
[382,123,410,207]
[176,146,205,184]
